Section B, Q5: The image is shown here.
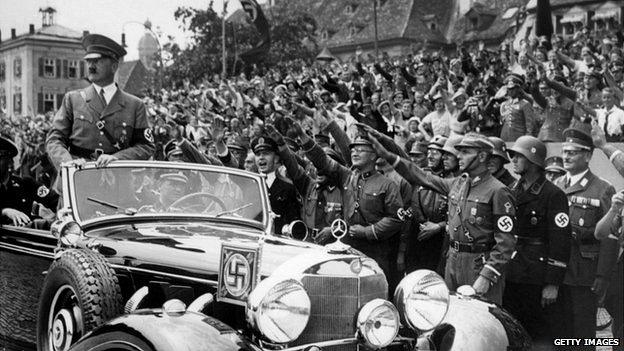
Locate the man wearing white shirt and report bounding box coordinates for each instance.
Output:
[596,88,624,142]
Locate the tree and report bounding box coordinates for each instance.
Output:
[162,1,318,85]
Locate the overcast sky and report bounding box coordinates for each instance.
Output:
[0,0,259,60]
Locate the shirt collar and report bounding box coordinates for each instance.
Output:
[566,169,589,187]
[92,82,117,97]
[471,169,491,186]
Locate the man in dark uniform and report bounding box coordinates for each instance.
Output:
[296,127,403,279]
[370,132,517,304]
[503,136,571,347]
[46,34,154,172]
[251,136,300,234]
[544,156,566,182]
[488,136,516,186]
[0,137,59,227]
[553,127,619,346]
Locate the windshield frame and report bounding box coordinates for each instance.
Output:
[62,160,270,231]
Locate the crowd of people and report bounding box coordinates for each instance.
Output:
[1,26,624,349]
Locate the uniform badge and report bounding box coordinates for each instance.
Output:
[397,207,413,221]
[470,207,477,216]
[217,243,261,306]
[36,185,49,197]
[504,202,513,214]
[555,212,569,228]
[143,128,154,143]
[497,215,514,232]
[578,218,584,226]
[530,217,538,225]
[580,178,588,187]
[476,217,483,225]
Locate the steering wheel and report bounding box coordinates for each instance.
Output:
[168,192,226,214]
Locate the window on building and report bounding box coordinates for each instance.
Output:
[44,58,55,78]
[68,60,78,79]
[348,25,357,38]
[13,92,22,115]
[430,22,437,30]
[0,62,5,82]
[321,30,329,41]
[43,93,55,112]
[14,58,21,78]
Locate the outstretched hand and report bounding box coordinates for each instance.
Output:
[265,124,285,146]
[285,116,305,137]
[366,132,393,161]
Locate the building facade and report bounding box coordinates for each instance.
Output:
[0,9,88,117]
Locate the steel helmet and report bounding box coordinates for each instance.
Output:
[507,135,547,168]
[488,137,510,164]
[441,135,464,157]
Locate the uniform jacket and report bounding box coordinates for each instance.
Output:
[536,96,574,142]
[507,176,571,285]
[493,168,517,187]
[395,159,517,283]
[268,175,301,234]
[554,170,619,286]
[46,85,155,169]
[0,175,59,222]
[500,97,536,141]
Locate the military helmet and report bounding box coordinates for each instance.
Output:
[441,135,464,157]
[428,135,448,151]
[488,137,510,164]
[507,135,546,168]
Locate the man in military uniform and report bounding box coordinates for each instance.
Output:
[370,132,516,304]
[46,34,154,172]
[407,141,427,167]
[295,126,403,279]
[251,135,300,234]
[499,73,536,141]
[487,137,516,186]
[544,156,566,182]
[553,127,619,345]
[138,172,190,213]
[503,136,571,347]
[0,137,59,227]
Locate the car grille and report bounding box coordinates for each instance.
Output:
[295,273,387,351]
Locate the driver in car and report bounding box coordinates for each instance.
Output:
[0,136,59,227]
[138,172,189,213]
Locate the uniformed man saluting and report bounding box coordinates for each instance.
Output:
[503,136,571,347]
[370,132,516,304]
[1,137,59,227]
[46,34,154,171]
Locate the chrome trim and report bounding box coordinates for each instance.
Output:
[255,336,415,351]
[0,242,55,259]
[13,238,57,251]
[0,225,56,239]
[109,264,218,287]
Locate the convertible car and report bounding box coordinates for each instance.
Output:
[0,161,530,351]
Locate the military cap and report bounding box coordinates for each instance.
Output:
[428,135,448,150]
[251,136,278,154]
[158,172,188,185]
[349,136,374,150]
[562,127,593,151]
[545,156,565,173]
[409,141,428,156]
[163,140,183,159]
[488,137,510,163]
[0,136,18,158]
[442,135,464,157]
[454,133,493,151]
[315,134,331,147]
[82,34,127,60]
[505,73,525,88]
[226,140,247,152]
[284,137,300,152]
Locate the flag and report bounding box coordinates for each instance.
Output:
[535,0,553,40]
[239,0,271,62]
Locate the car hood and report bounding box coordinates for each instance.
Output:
[87,221,333,281]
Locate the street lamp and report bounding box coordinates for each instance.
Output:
[121,20,164,89]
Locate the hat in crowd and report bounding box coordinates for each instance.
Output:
[226,140,247,152]
[158,172,189,185]
[378,100,391,111]
[251,136,279,154]
[0,136,18,158]
[392,90,404,100]
[82,34,127,61]
[409,141,428,156]
[428,135,448,150]
[315,134,331,147]
[163,140,183,160]
[284,137,300,152]
[562,127,593,151]
[488,137,510,163]
[454,133,494,152]
[545,156,566,173]
[505,73,525,89]
[441,135,464,157]
[431,92,444,103]
[452,88,468,102]
[349,136,374,150]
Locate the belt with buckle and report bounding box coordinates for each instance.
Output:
[515,235,545,245]
[450,240,494,253]
[69,145,107,160]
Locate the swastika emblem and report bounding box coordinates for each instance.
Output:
[497,216,513,232]
[554,212,569,228]
[224,253,250,297]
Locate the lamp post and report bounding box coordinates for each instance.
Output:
[373,0,379,60]
[121,20,164,89]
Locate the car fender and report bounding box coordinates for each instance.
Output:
[70,309,253,351]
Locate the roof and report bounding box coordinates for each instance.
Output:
[0,24,83,48]
[116,60,150,97]
[450,0,527,43]
[527,0,622,10]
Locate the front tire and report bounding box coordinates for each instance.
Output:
[36,249,123,351]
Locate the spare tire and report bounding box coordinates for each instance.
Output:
[36,249,123,351]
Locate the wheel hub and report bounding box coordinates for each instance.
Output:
[49,306,76,351]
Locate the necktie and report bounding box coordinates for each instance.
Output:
[100,88,107,106]
[564,177,571,189]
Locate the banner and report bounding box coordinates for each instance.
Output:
[535,0,553,41]
[239,0,271,62]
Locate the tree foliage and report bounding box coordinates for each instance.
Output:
[162,0,318,85]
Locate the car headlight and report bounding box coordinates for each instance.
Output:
[356,299,400,349]
[394,269,449,331]
[246,278,310,344]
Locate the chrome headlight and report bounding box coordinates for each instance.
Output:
[246,279,310,344]
[394,269,449,331]
[50,217,83,247]
[356,299,400,349]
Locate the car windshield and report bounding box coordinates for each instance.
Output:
[71,165,265,225]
